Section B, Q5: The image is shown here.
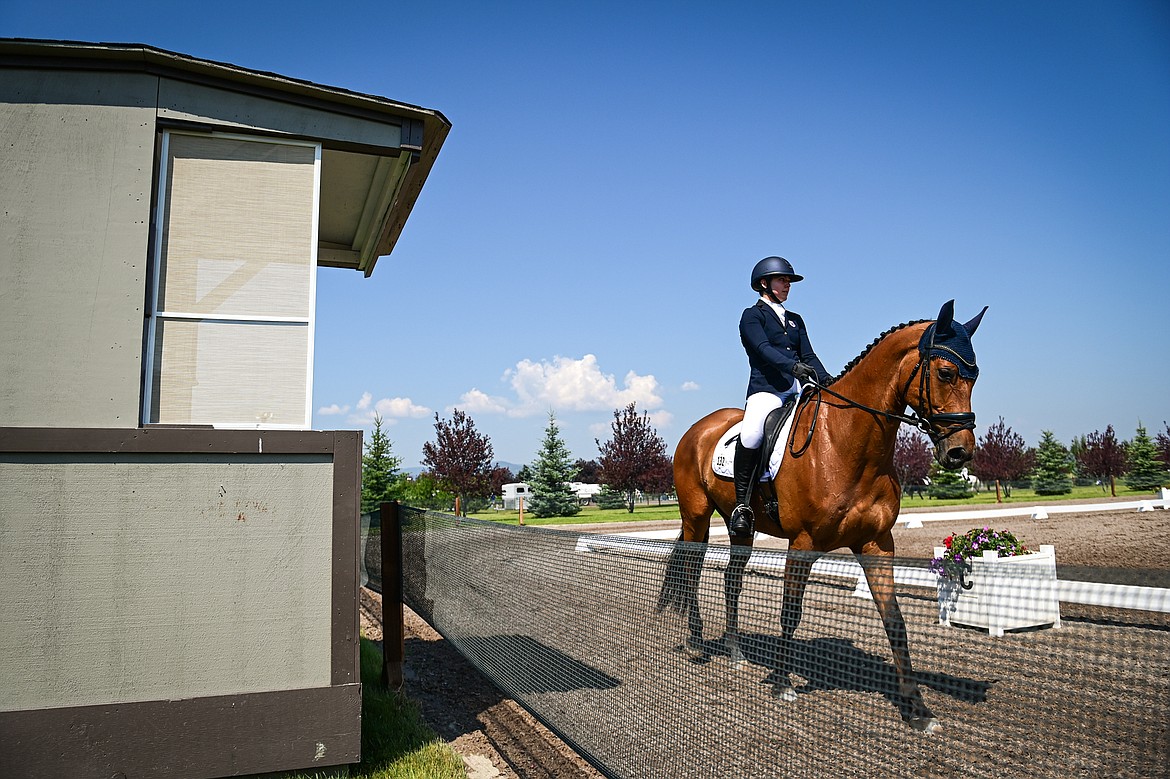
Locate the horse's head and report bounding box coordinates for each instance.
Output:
[910,300,987,469]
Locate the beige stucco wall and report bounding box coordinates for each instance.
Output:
[0,453,334,711]
[0,70,157,427]
[0,66,409,428]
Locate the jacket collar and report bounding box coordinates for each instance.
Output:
[756,298,788,328]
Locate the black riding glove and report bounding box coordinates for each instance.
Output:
[792,362,816,382]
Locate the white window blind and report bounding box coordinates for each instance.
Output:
[144,132,320,428]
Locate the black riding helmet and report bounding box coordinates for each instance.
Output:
[751,256,804,289]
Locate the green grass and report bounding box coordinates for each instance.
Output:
[466,484,1164,525]
[900,482,1160,508]
[467,501,683,525]
[242,639,465,779]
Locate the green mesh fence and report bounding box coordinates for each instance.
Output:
[366,506,1169,779]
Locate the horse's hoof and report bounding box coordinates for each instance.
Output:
[774,686,798,703]
[910,716,941,734]
[683,639,704,659]
[728,656,745,672]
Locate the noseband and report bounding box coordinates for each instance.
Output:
[902,355,976,444]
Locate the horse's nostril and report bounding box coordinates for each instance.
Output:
[946,447,969,464]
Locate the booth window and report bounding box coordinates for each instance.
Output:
[143,131,320,428]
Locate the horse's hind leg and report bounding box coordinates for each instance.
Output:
[655,541,706,656]
[657,523,712,658]
[723,540,752,670]
[660,485,716,656]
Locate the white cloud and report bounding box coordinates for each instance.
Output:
[647,410,675,430]
[453,388,510,415]
[589,420,613,440]
[376,397,431,418]
[317,403,349,415]
[681,381,701,392]
[341,393,431,426]
[502,354,663,417]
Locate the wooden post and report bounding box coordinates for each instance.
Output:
[518,496,525,526]
[995,479,1002,503]
[454,495,461,517]
[380,501,404,690]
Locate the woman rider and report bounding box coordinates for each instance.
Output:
[730,256,831,537]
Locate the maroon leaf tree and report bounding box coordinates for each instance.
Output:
[968,416,1033,502]
[573,458,603,484]
[1155,421,1170,470]
[596,402,671,513]
[894,428,932,494]
[1075,425,1127,497]
[641,454,676,505]
[488,464,516,503]
[421,409,494,516]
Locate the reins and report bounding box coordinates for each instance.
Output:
[788,376,930,457]
[789,337,976,455]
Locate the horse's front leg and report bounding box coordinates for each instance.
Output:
[859,535,939,733]
[723,540,752,670]
[773,542,820,702]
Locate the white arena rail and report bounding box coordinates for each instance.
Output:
[895,493,1169,528]
[573,526,1170,616]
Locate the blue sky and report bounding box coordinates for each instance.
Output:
[7,1,1168,469]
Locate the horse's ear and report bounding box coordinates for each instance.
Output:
[935,300,956,332]
[963,306,988,337]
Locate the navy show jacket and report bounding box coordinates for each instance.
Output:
[739,300,830,398]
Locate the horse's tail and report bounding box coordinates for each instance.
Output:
[655,534,703,614]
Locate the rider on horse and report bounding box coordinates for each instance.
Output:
[730,256,831,538]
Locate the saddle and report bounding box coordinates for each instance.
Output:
[711,397,799,483]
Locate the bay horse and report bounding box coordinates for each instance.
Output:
[657,300,986,733]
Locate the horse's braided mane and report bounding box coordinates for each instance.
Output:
[830,318,931,383]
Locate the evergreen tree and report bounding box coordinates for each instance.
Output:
[1032,430,1073,495]
[1124,423,1169,492]
[926,461,973,499]
[361,414,402,513]
[526,412,581,518]
[594,484,627,510]
[398,472,455,511]
[1069,435,1088,483]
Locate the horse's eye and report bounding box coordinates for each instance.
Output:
[937,367,956,383]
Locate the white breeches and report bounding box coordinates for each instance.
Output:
[741,390,798,449]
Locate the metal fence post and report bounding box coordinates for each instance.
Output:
[380,501,404,690]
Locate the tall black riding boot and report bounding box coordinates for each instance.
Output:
[730,440,760,538]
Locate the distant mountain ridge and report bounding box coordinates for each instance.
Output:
[402,461,524,478]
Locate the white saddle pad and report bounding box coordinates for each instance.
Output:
[711,411,797,482]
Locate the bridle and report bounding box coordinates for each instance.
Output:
[905,327,978,443]
[789,324,976,455]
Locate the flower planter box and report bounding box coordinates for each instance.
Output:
[936,544,1061,637]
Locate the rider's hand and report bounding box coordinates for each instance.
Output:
[792,362,816,382]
